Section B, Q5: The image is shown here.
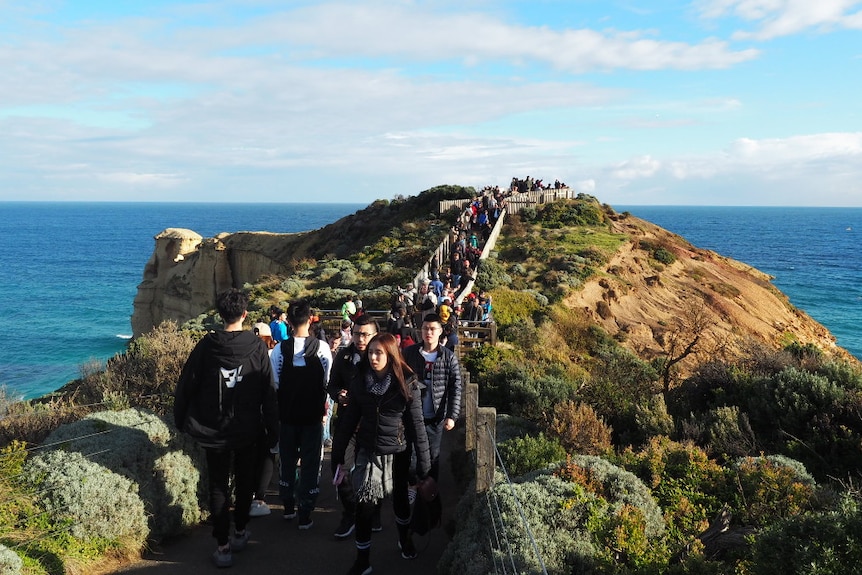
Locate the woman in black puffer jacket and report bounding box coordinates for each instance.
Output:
[332,332,431,575]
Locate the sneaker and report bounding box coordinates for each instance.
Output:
[347,558,373,575]
[212,547,233,568]
[334,516,355,538]
[399,537,417,560]
[298,513,314,530]
[371,511,382,533]
[324,438,333,448]
[283,506,297,521]
[230,529,250,553]
[249,500,271,517]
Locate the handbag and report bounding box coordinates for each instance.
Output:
[409,476,441,535]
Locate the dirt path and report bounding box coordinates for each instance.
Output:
[113,431,463,575]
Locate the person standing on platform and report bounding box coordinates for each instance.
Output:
[174,289,278,568]
[270,299,332,530]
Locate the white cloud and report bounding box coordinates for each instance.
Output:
[697,0,862,39]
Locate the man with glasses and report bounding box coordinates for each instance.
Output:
[328,314,381,539]
[403,313,462,481]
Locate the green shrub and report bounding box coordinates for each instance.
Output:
[0,543,23,575]
[732,455,818,526]
[22,450,148,543]
[92,320,198,416]
[616,437,729,550]
[487,287,543,333]
[475,258,512,292]
[498,433,566,477]
[653,247,676,264]
[743,497,862,575]
[41,408,206,541]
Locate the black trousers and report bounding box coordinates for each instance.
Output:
[205,445,256,546]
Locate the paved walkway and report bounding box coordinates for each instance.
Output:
[114,430,463,575]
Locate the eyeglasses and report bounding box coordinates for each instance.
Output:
[353,331,377,339]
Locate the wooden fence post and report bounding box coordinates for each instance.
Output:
[465,381,477,452]
[476,406,497,492]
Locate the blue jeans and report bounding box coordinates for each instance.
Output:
[279,422,323,515]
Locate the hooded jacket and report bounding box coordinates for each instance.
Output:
[174,329,279,450]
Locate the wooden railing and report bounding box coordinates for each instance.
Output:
[464,374,497,492]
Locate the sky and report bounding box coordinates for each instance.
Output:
[1,1,861,206]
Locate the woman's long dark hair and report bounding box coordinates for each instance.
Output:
[364,332,415,401]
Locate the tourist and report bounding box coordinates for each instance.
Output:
[270,307,289,343]
[270,299,333,529]
[341,295,357,323]
[327,315,381,539]
[174,289,278,568]
[249,322,279,518]
[331,333,431,574]
[403,314,462,481]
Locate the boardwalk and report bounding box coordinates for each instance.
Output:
[113,429,463,575]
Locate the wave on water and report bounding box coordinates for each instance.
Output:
[116,334,133,340]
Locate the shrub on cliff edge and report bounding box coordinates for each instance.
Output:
[41,408,207,541]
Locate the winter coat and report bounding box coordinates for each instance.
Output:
[174,329,278,450]
[331,370,431,478]
[402,343,462,423]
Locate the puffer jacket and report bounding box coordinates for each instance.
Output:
[331,370,431,478]
[402,343,462,423]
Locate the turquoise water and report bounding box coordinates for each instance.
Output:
[0,202,363,399]
[1,202,859,400]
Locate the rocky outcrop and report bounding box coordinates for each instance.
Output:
[131,228,297,336]
[565,216,849,371]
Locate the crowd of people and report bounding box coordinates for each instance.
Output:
[172,180,569,571]
[174,289,462,575]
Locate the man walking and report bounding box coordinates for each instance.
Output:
[270,299,332,529]
[174,288,278,568]
[403,313,462,480]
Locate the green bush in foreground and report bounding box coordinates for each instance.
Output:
[41,408,207,541]
[497,432,566,477]
[22,450,149,544]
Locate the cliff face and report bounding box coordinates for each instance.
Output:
[564,216,848,368]
[132,215,850,370]
[131,229,298,336]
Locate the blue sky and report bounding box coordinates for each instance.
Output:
[1,0,861,206]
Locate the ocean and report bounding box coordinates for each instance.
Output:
[1,202,859,401]
[0,202,364,400]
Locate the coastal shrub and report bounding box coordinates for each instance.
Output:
[549,401,612,455]
[487,287,542,332]
[308,287,356,309]
[616,437,728,549]
[0,544,22,575]
[497,432,566,477]
[633,393,676,442]
[41,408,206,541]
[475,258,512,292]
[653,247,676,264]
[743,497,862,575]
[732,455,818,526]
[93,320,198,416]
[279,277,305,298]
[579,346,660,444]
[22,449,149,544]
[0,395,93,448]
[688,405,758,458]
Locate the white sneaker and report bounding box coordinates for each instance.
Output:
[249,500,271,517]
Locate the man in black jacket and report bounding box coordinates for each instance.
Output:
[402,313,462,480]
[328,314,379,538]
[174,288,278,568]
